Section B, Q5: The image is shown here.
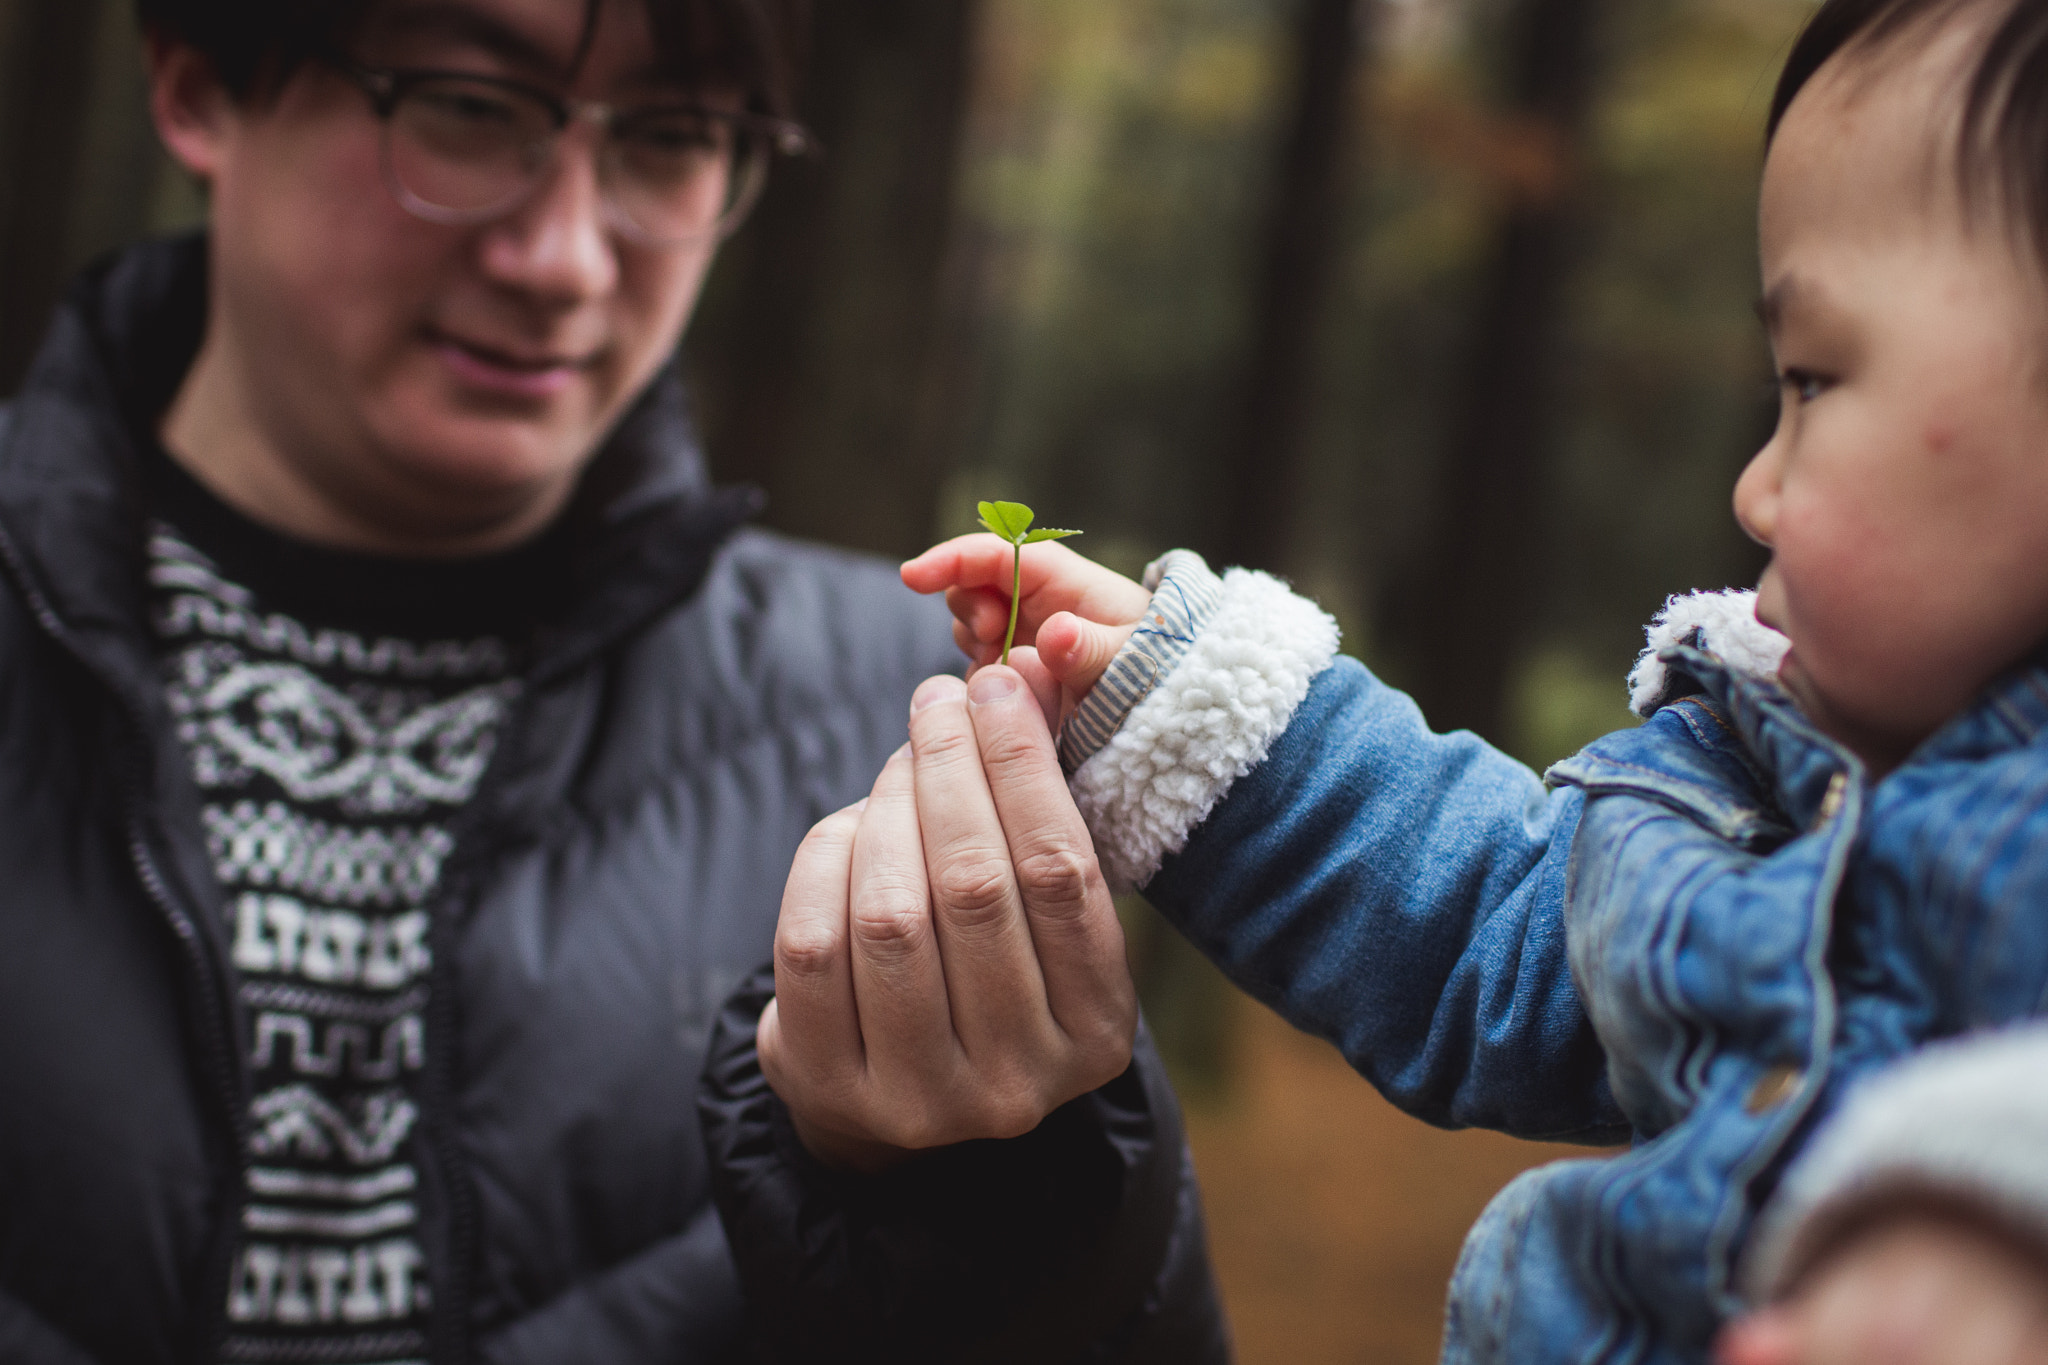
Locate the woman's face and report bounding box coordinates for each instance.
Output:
[157,0,728,549]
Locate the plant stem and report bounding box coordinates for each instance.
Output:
[1002,542,1023,666]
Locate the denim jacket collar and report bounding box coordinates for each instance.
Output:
[1606,584,2048,828]
[1657,634,2048,825]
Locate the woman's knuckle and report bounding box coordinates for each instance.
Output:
[913,725,978,765]
[986,1096,1043,1141]
[955,1089,1012,1141]
[980,727,1044,772]
[849,887,929,952]
[880,1103,945,1152]
[1064,1013,1134,1079]
[1016,846,1098,908]
[1089,1033,1135,1083]
[933,856,1014,919]
[774,922,842,981]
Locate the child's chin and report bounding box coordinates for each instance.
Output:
[1774,649,1841,728]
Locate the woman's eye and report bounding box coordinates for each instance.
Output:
[623,113,725,155]
[423,89,520,127]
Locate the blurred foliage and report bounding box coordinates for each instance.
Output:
[934,0,1804,772]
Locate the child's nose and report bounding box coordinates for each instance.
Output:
[1732,440,1781,548]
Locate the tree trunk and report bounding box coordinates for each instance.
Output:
[1399,0,1604,740]
[685,0,982,559]
[0,0,106,393]
[1215,0,1370,575]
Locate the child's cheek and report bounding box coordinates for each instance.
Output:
[1768,499,1902,719]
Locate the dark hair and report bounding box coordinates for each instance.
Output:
[134,0,810,118]
[1768,0,2048,264]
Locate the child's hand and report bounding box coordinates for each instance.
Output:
[902,534,1152,729]
[1716,1214,2048,1365]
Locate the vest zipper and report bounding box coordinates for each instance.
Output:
[120,736,252,1363]
[0,522,250,1362]
[415,680,537,1364]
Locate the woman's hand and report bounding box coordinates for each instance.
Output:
[754,665,1139,1172]
[1718,1214,2048,1365]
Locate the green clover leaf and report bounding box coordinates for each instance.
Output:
[975,501,1082,665]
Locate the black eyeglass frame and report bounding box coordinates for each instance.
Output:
[328,55,816,245]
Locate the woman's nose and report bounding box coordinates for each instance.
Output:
[477,125,619,306]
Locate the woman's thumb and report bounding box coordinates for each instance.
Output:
[1037,612,1136,693]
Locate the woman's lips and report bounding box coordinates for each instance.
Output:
[431,331,594,400]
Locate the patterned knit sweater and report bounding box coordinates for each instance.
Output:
[144,454,556,1365]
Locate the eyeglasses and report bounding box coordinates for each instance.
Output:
[331,57,815,246]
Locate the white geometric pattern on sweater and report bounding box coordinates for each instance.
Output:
[226,1239,430,1327]
[250,1013,425,1083]
[248,1085,419,1166]
[229,893,431,990]
[205,803,454,910]
[165,644,514,817]
[145,521,511,1360]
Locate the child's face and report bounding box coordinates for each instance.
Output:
[1737,20,2048,772]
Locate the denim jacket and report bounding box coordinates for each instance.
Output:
[1072,563,2048,1364]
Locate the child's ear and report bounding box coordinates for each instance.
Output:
[148,36,233,183]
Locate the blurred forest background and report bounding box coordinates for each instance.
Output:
[0,0,1809,1357]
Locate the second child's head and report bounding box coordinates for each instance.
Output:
[1735,0,2048,772]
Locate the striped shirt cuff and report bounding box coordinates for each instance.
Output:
[1057,549,1224,775]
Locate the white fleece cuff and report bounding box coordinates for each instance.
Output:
[1744,1024,2048,1299]
[1627,589,1788,718]
[1058,550,1225,775]
[1070,568,1340,892]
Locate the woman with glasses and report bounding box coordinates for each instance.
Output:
[0,1,1226,1362]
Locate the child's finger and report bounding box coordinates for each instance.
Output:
[900,534,1018,596]
[952,620,1002,670]
[1037,612,1137,693]
[907,536,1133,624]
[945,586,1013,646]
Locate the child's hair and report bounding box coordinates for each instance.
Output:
[1770,0,2048,267]
[133,0,808,118]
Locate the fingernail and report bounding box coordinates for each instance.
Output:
[912,675,966,712]
[968,670,1017,705]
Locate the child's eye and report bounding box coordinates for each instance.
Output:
[1779,369,1831,403]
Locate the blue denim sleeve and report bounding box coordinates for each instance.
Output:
[1141,657,1626,1142]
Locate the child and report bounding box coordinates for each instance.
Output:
[905,1,2048,1361]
